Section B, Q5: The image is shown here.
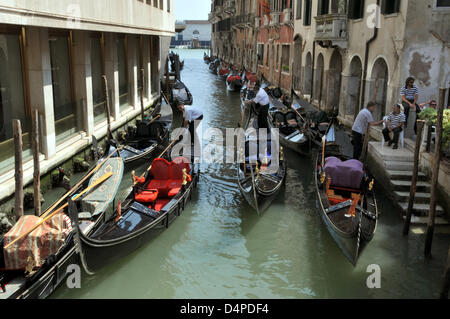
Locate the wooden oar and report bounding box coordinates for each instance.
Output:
[5,172,114,249]
[38,145,124,221]
[147,114,162,125]
[161,91,171,106]
[321,135,326,167]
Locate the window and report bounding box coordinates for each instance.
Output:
[296,0,302,19]
[90,34,107,125]
[0,31,30,173]
[160,0,164,10]
[167,0,171,12]
[348,0,365,19]
[304,0,312,25]
[193,30,200,39]
[137,36,143,100]
[276,45,280,71]
[257,44,264,65]
[178,33,183,41]
[117,36,129,110]
[281,45,290,73]
[381,0,400,14]
[436,0,450,6]
[49,33,78,144]
[317,0,329,15]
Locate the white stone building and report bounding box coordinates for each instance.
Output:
[172,20,211,47]
[0,0,175,200]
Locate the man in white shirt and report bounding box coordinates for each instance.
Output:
[244,81,270,129]
[351,101,383,159]
[177,101,203,145]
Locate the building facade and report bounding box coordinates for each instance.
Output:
[210,0,259,73]
[171,20,212,48]
[291,0,450,135]
[0,0,174,200]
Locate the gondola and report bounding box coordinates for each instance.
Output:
[315,120,378,265]
[203,53,211,64]
[237,93,287,214]
[226,71,243,92]
[68,134,200,274]
[209,58,220,74]
[105,100,173,164]
[0,156,124,299]
[171,79,193,106]
[267,95,310,155]
[218,64,230,80]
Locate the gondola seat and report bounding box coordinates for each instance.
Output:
[324,157,364,190]
[135,189,159,204]
[167,157,191,197]
[148,158,171,197]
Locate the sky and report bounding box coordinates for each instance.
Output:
[175,0,211,21]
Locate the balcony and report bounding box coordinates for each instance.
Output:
[315,14,348,48]
[270,12,281,26]
[282,8,293,24]
[232,14,255,28]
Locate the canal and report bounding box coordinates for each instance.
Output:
[52,49,449,299]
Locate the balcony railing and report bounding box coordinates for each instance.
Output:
[283,8,293,24]
[232,14,255,28]
[270,12,281,26]
[315,14,348,48]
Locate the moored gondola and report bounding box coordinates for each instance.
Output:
[218,63,230,80]
[0,156,124,299]
[105,101,173,164]
[226,71,243,92]
[268,95,310,155]
[209,58,220,74]
[203,52,211,64]
[171,79,193,106]
[69,135,200,274]
[237,98,287,214]
[315,121,378,265]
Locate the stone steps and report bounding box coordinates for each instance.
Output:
[403,215,449,226]
[395,191,432,204]
[399,202,446,217]
[391,180,431,193]
[384,161,414,171]
[387,170,427,181]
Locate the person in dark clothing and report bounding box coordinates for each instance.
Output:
[383,104,406,150]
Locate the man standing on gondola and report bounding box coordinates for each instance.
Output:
[244,80,270,129]
[352,102,384,160]
[177,101,203,146]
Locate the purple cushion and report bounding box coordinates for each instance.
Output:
[324,157,364,189]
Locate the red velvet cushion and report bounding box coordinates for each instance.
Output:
[168,187,181,197]
[135,190,158,203]
[170,157,190,179]
[151,158,171,180]
[154,199,171,212]
[148,180,169,197]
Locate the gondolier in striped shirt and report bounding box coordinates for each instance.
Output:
[351,102,383,160]
[400,77,420,133]
[382,104,406,150]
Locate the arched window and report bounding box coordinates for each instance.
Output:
[193,30,200,39]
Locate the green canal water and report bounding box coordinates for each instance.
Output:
[52,49,449,299]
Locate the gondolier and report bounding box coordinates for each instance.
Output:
[351,102,383,160]
[244,80,270,129]
[177,101,203,145]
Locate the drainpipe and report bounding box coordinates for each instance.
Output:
[360,0,380,110]
[310,40,316,104]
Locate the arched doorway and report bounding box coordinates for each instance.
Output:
[314,53,325,104]
[293,36,303,91]
[369,58,389,120]
[347,56,363,118]
[304,52,313,96]
[328,50,342,112]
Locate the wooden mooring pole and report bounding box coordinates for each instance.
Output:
[102,75,112,139]
[32,110,41,216]
[140,68,145,120]
[360,126,371,163]
[424,88,446,257]
[13,120,24,220]
[403,120,425,235]
[440,246,450,299]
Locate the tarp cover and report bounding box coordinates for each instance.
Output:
[3,213,71,270]
[324,156,364,190]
